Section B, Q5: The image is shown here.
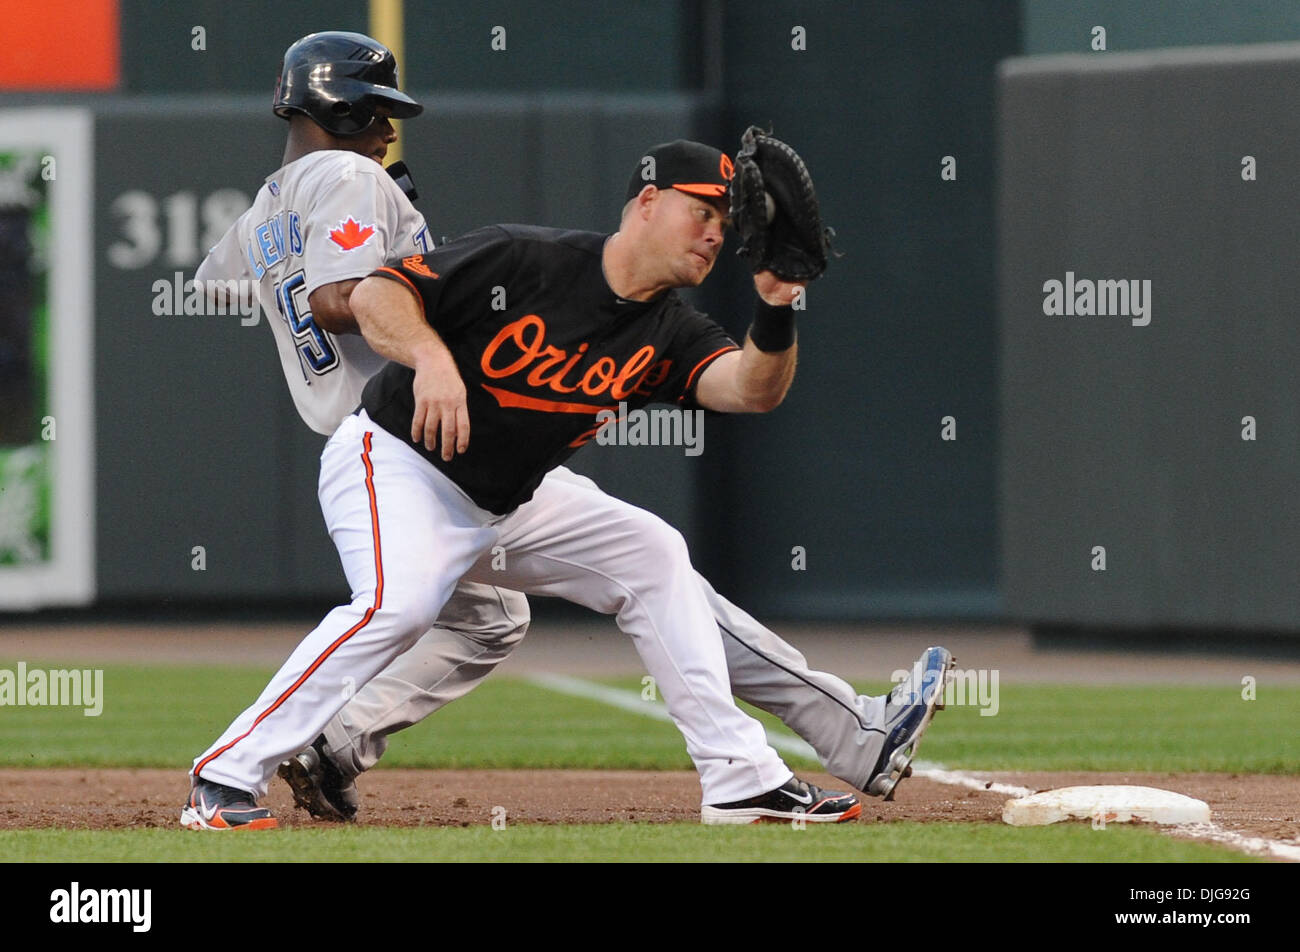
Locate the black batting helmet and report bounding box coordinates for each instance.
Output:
[273,31,422,136]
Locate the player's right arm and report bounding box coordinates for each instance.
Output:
[349,274,469,459]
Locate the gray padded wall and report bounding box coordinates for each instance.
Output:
[1023,0,1300,55]
[701,1,1017,618]
[999,45,1300,630]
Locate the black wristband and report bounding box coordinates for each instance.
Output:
[748,299,796,352]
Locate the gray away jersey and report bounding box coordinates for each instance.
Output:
[196,150,432,434]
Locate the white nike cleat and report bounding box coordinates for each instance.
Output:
[701,776,861,824]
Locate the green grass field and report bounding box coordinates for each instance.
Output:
[2,664,1294,774]
[1,661,1292,861]
[0,823,1253,863]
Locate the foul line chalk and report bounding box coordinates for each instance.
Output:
[913,763,1300,862]
[912,766,1035,798]
[1168,822,1300,862]
[526,672,820,761]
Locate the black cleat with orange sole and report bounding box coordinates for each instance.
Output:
[180,777,279,831]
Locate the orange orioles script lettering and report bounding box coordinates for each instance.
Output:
[480,314,671,407]
[402,255,437,278]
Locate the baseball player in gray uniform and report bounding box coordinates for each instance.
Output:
[188,33,531,825]
[182,31,951,830]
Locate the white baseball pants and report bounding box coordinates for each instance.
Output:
[193,412,791,804]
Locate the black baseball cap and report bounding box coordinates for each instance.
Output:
[625,139,735,201]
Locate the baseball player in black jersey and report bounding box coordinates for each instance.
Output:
[186,139,952,827]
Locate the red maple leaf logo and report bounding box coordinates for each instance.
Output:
[329,217,375,251]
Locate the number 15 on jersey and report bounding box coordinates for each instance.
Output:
[274,269,339,377]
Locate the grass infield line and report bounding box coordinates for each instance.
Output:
[527,674,1299,862]
[525,672,821,760]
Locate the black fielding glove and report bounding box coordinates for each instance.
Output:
[727,125,835,282]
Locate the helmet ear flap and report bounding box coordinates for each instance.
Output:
[330,98,377,137]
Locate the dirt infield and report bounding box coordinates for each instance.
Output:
[1,768,1295,847]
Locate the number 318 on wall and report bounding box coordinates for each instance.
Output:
[107,189,250,269]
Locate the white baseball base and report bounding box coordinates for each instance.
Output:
[1002,785,1211,827]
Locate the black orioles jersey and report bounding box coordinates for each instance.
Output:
[361,224,738,514]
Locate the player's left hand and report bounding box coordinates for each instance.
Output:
[753,271,804,307]
[411,351,470,460]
